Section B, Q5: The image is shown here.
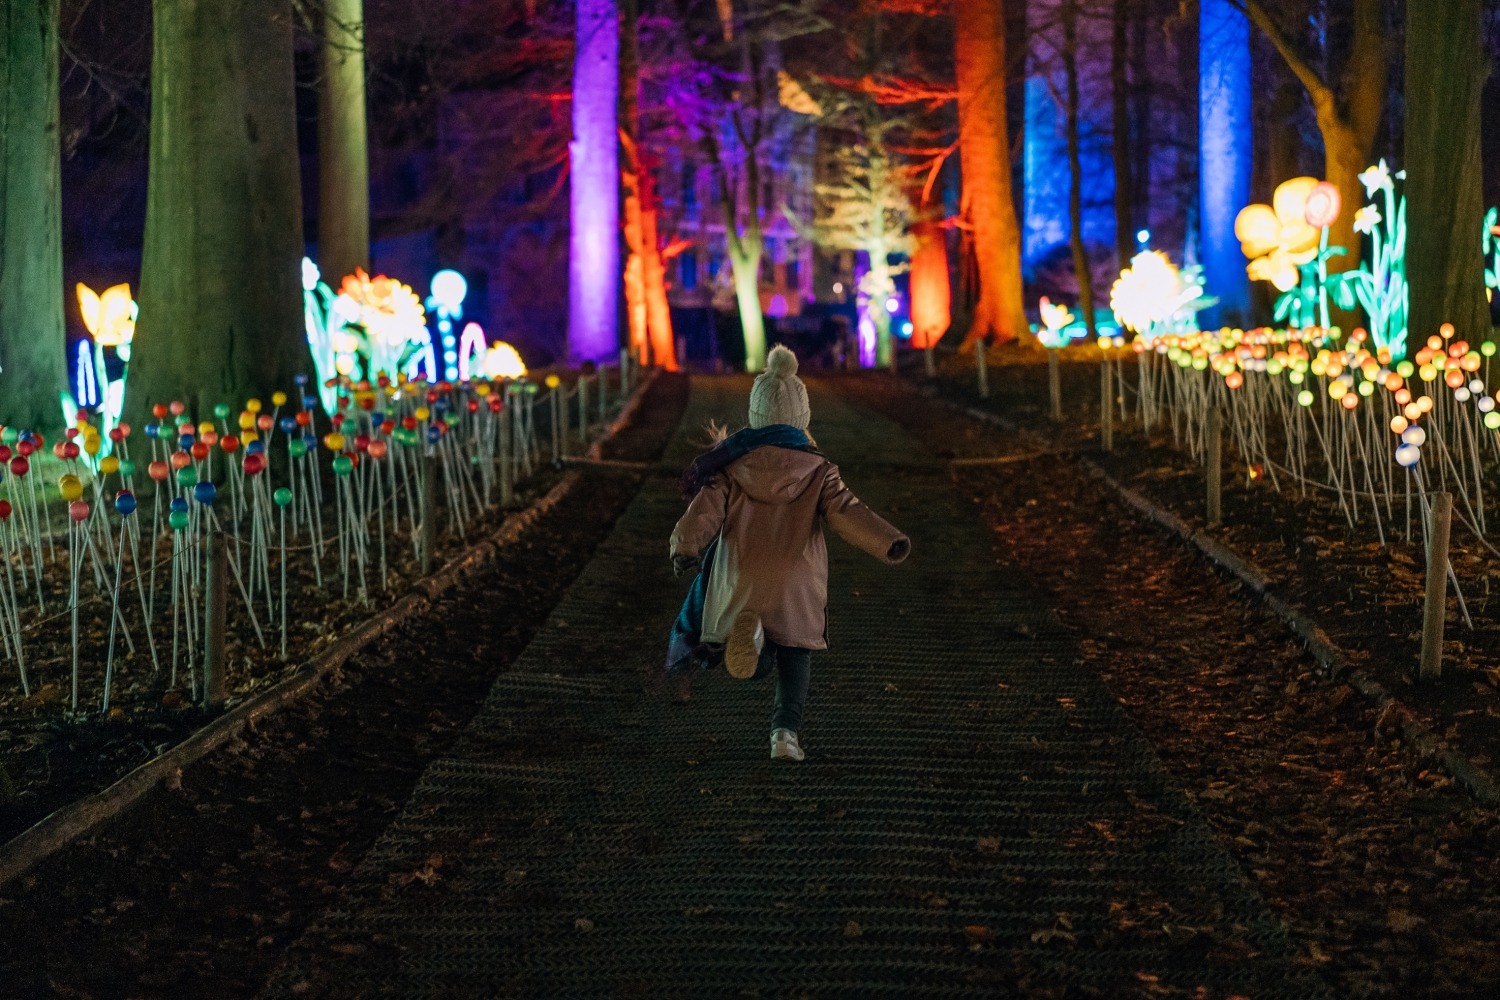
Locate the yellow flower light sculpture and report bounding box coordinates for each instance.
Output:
[77,283,137,352]
[481,342,528,379]
[335,268,433,379]
[1233,177,1332,292]
[1109,251,1209,340]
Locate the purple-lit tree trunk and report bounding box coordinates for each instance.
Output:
[0,0,67,431]
[568,0,620,363]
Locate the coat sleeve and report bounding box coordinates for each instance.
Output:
[670,475,729,560]
[819,464,910,564]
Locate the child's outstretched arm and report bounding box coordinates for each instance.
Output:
[670,475,729,570]
[819,465,910,564]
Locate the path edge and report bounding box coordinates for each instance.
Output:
[933,387,1500,808]
[0,368,662,887]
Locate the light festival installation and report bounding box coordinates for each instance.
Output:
[567,0,620,362]
[59,283,138,460]
[1035,297,1081,349]
[1108,251,1214,342]
[427,269,489,382]
[1486,208,1500,304]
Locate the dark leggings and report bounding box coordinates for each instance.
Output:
[752,642,812,733]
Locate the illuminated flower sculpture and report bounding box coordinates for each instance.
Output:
[481,342,528,379]
[1035,297,1078,349]
[335,269,436,383]
[1484,207,1499,304]
[59,282,137,457]
[1109,251,1215,342]
[1234,177,1324,293]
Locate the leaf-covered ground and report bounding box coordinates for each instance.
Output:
[845,369,1500,999]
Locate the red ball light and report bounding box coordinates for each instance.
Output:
[221,435,241,453]
[242,453,265,476]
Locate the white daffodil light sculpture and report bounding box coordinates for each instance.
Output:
[1109,251,1214,343]
[1036,297,1077,349]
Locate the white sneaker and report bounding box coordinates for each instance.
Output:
[770,728,804,761]
[724,610,763,680]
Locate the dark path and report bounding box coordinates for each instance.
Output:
[261,377,1328,999]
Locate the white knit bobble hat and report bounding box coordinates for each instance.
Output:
[748,345,810,430]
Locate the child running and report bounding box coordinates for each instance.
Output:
[667,345,910,761]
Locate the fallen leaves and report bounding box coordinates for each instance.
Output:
[389,853,443,888]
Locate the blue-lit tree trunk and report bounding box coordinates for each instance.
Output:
[568,0,620,363]
[319,0,370,286]
[0,0,67,432]
[134,0,305,418]
[1198,0,1251,326]
[1405,0,1491,344]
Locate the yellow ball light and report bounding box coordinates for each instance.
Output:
[545,374,561,389]
[83,434,101,456]
[246,398,263,413]
[58,474,83,501]
[414,406,430,421]
[272,391,288,407]
[100,455,119,475]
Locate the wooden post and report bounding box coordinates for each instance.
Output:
[924,344,935,377]
[975,340,989,398]
[1420,491,1453,680]
[1047,350,1062,421]
[550,384,562,464]
[419,452,437,575]
[202,529,227,710]
[499,394,514,506]
[1206,407,1223,526]
[1099,356,1114,452]
[599,364,609,422]
[577,374,590,444]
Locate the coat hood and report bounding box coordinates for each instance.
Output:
[728,447,825,505]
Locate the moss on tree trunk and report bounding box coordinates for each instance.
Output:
[318,0,370,285]
[1405,0,1492,344]
[134,0,305,421]
[0,0,66,432]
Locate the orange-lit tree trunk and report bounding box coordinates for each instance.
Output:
[639,167,678,369]
[1061,0,1096,339]
[909,220,951,349]
[620,0,648,364]
[954,0,1028,347]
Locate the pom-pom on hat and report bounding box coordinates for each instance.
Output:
[748,345,810,430]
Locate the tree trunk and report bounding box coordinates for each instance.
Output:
[639,168,678,369]
[728,242,765,372]
[568,0,620,362]
[318,0,369,285]
[1063,0,1097,339]
[954,0,1028,347]
[1111,0,1133,274]
[1405,0,1491,344]
[135,0,305,420]
[619,0,648,365]
[0,0,66,432]
[909,220,950,349]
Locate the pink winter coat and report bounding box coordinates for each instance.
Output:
[669,446,909,650]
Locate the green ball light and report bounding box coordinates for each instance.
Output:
[288,439,308,458]
[332,454,353,476]
[273,486,294,507]
[168,509,190,531]
[1298,390,1315,407]
[118,459,136,477]
[1483,341,1497,358]
[1397,360,1416,378]
[1358,380,1375,397]
[1486,412,1500,430]
[214,403,231,420]
[175,466,198,487]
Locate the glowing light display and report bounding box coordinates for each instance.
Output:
[1109,251,1214,341]
[1234,178,1325,293]
[427,269,467,381]
[1484,207,1499,304]
[481,342,527,379]
[1035,296,1080,349]
[336,268,435,382]
[60,282,137,457]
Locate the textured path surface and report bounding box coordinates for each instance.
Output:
[262,377,1328,999]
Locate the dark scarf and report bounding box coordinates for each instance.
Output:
[667,425,815,674]
[678,425,813,499]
